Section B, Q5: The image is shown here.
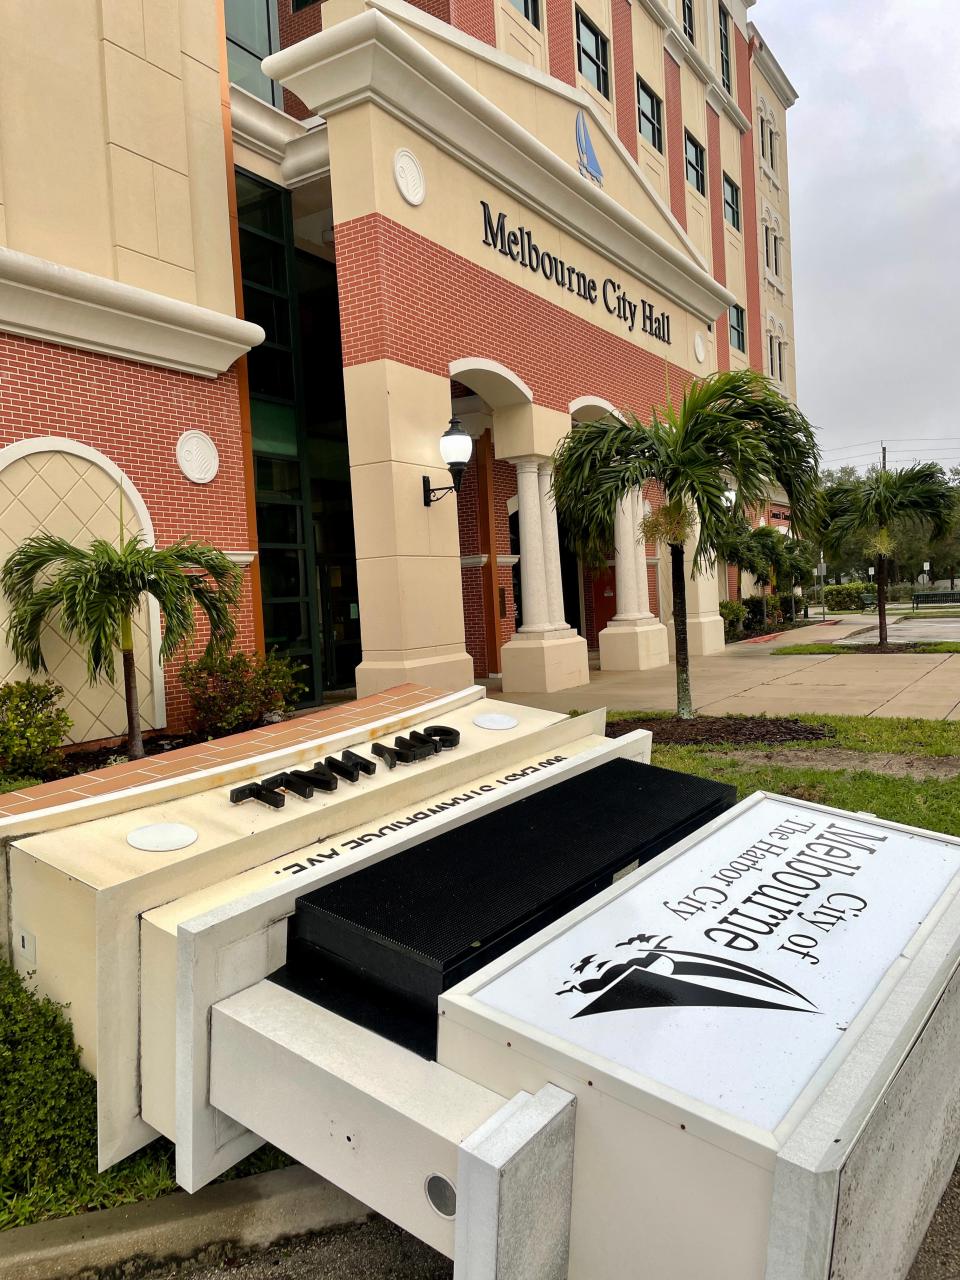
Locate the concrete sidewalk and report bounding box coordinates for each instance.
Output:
[492,617,960,719]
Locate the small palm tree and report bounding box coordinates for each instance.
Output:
[779,537,817,622]
[553,370,819,717]
[746,525,788,626]
[822,464,954,648]
[1,535,241,759]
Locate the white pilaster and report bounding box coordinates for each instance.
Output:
[514,457,552,633]
[598,488,669,672]
[612,495,640,620]
[500,455,589,693]
[631,488,654,619]
[538,460,569,631]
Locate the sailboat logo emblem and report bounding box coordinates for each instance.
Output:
[558,933,818,1017]
[576,110,604,187]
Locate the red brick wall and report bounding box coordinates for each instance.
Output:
[277,0,323,118]
[0,334,257,732]
[450,0,496,45]
[547,0,576,86]
[705,105,730,372]
[611,0,637,161]
[736,29,763,372]
[663,50,687,230]
[335,213,693,415]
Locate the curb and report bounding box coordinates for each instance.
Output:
[0,1165,369,1280]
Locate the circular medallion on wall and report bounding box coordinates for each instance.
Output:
[694,332,707,364]
[394,148,426,206]
[176,430,219,484]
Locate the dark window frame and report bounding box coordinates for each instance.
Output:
[718,4,732,93]
[226,0,281,107]
[722,172,741,230]
[576,9,610,98]
[508,0,541,27]
[637,76,663,152]
[682,0,695,43]
[292,0,319,8]
[729,303,746,353]
[684,130,706,196]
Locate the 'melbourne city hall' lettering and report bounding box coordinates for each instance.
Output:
[481,201,671,344]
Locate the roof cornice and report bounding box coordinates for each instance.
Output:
[230,86,331,186]
[0,248,263,377]
[263,9,735,324]
[747,23,799,109]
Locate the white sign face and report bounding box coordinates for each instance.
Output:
[476,799,960,1132]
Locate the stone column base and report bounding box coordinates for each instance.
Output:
[666,615,726,657]
[598,620,670,671]
[500,630,590,694]
[355,651,476,696]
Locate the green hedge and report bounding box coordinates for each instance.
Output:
[822,581,871,610]
[0,963,290,1229]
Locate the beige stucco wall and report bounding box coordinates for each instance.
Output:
[0,0,235,313]
[752,60,797,400]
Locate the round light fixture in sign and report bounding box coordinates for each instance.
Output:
[473,713,519,731]
[127,822,199,852]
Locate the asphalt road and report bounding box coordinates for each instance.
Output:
[144,1156,960,1280]
[148,1217,452,1280]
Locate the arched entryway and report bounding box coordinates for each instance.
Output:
[0,437,163,741]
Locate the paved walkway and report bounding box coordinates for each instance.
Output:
[493,617,960,719]
[841,617,960,645]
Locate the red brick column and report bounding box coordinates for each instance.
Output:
[735,29,763,371]
[0,336,258,731]
[663,50,687,230]
[611,0,638,161]
[450,0,496,45]
[705,104,729,371]
[547,0,577,86]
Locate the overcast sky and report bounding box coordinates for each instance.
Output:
[753,0,960,475]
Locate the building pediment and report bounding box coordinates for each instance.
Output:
[263,5,735,324]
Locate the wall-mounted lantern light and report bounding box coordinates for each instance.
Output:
[423,417,473,507]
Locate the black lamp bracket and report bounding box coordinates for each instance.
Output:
[423,476,458,506]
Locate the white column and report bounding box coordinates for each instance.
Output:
[538,460,568,631]
[514,458,552,633]
[631,489,653,619]
[612,495,640,619]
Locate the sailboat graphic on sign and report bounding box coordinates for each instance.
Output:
[576,110,604,187]
[557,934,818,1017]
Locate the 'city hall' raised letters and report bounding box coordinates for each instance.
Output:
[481,202,672,344]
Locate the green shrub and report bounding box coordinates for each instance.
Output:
[0,679,71,779]
[719,599,747,638]
[180,649,306,738]
[823,581,871,610]
[0,963,98,1199]
[0,963,293,1229]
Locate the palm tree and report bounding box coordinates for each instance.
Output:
[779,536,818,622]
[822,464,953,648]
[746,525,789,626]
[552,370,820,717]
[1,534,241,759]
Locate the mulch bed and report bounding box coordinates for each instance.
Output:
[606,715,837,746]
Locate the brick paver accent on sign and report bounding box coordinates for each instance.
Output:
[0,684,446,824]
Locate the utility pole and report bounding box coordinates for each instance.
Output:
[881,442,887,471]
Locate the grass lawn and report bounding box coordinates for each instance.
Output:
[611,710,960,838]
[771,642,960,656]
